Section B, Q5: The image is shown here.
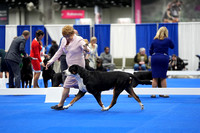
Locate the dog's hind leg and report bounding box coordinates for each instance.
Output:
[43,79,48,88]
[25,80,28,88]
[22,80,24,88]
[29,79,32,88]
[102,88,123,111]
[93,92,105,109]
[63,90,86,109]
[125,87,144,110]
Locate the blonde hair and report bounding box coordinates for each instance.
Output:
[84,39,89,44]
[90,37,97,42]
[154,26,168,40]
[62,25,74,36]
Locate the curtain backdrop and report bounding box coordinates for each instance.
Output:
[94,24,110,55]
[17,25,31,54]
[0,25,5,49]
[178,22,200,70]
[45,24,70,46]
[73,25,90,42]
[136,23,157,57]
[159,23,179,56]
[110,24,136,67]
[5,25,17,51]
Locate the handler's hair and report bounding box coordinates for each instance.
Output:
[154,26,168,40]
[22,30,30,36]
[62,25,75,36]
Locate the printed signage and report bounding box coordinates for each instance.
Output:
[61,10,85,19]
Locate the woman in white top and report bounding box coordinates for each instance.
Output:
[87,37,98,69]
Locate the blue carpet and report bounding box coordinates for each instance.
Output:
[0,95,200,133]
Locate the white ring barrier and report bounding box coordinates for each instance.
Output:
[0,87,200,103]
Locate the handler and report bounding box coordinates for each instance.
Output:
[46,25,90,110]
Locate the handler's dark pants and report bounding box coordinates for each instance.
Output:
[60,55,68,84]
[5,59,21,88]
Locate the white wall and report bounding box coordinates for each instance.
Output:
[9,7,132,25]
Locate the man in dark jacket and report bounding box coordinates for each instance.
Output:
[4,30,30,88]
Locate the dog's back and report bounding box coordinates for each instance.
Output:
[81,70,136,91]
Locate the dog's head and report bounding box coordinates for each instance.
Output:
[22,56,32,65]
[96,58,103,67]
[64,65,80,76]
[43,57,50,66]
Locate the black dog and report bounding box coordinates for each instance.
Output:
[52,72,63,87]
[96,58,107,72]
[133,71,161,88]
[62,65,151,111]
[42,58,55,88]
[21,56,33,88]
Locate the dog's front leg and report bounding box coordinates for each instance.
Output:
[63,90,86,109]
[92,92,105,110]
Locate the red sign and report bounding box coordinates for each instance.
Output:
[61,10,85,19]
[135,0,141,24]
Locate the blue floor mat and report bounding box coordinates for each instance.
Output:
[0,95,200,133]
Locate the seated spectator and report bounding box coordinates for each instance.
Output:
[168,54,186,70]
[100,47,115,71]
[134,48,148,71]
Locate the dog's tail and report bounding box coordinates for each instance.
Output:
[129,74,152,85]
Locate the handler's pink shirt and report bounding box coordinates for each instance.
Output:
[48,35,87,88]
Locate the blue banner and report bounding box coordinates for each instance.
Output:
[136,23,157,57]
[158,23,179,56]
[73,25,90,41]
[94,24,111,55]
[17,25,31,54]
[0,25,5,49]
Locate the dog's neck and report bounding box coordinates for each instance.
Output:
[77,67,89,84]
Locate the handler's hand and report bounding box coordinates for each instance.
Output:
[45,62,51,70]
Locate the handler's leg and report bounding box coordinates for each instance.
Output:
[63,90,86,109]
[58,88,70,107]
[159,78,169,98]
[151,78,158,98]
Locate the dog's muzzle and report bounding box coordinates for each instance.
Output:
[64,69,73,76]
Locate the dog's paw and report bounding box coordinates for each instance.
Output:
[139,102,144,110]
[141,105,144,110]
[101,106,109,111]
[63,104,72,109]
